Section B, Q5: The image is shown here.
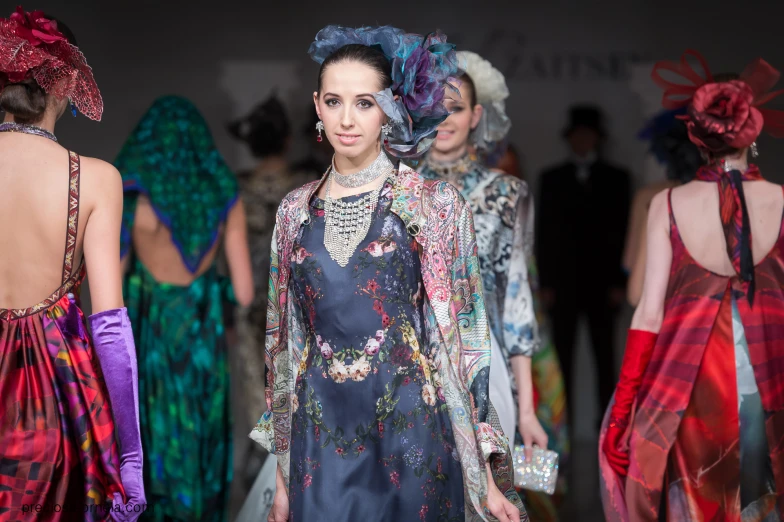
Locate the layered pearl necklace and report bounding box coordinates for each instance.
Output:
[0,122,57,142]
[323,151,395,267]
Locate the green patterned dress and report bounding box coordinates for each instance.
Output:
[116,96,239,521]
[124,261,233,521]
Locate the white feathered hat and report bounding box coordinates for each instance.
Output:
[457,50,512,149]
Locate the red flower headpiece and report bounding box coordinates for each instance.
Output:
[651,49,784,152]
[0,6,102,120]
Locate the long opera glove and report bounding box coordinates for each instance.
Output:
[89,308,147,521]
[602,329,658,477]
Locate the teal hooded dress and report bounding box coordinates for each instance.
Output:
[116,96,239,521]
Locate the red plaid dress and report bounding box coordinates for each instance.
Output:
[600,187,784,521]
[0,152,124,521]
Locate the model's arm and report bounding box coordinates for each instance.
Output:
[224,200,254,307]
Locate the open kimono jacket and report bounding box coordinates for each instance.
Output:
[251,165,524,521]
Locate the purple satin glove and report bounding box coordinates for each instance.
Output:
[89,308,146,521]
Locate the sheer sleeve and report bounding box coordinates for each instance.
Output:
[450,199,509,461]
[249,222,283,455]
[502,183,540,357]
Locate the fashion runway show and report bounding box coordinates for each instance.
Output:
[1,1,784,521]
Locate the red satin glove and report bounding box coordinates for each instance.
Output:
[603,425,630,477]
[602,329,658,477]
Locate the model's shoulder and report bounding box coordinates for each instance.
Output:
[486,168,528,196]
[648,188,671,226]
[397,164,462,201]
[80,154,121,181]
[79,155,123,199]
[424,177,465,205]
[281,180,320,204]
[274,180,321,224]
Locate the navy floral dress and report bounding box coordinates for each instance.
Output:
[287,182,465,522]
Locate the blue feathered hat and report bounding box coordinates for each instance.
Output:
[309,25,460,159]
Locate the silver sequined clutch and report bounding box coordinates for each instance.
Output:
[512,445,559,495]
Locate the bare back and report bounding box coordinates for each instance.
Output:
[0,134,86,308]
[130,195,222,285]
[127,196,254,306]
[0,132,125,313]
[670,180,784,277]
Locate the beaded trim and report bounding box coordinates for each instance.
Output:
[0,122,58,142]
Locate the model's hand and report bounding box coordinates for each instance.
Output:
[518,411,549,461]
[110,460,145,521]
[486,465,521,522]
[602,425,629,477]
[267,490,289,522]
[267,465,289,522]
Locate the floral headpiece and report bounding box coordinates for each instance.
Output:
[308,25,460,159]
[651,50,784,153]
[0,7,102,120]
[457,51,511,150]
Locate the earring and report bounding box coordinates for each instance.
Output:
[315,120,324,142]
[381,123,392,145]
[751,141,759,158]
[69,99,77,117]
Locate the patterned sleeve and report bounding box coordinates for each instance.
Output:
[249,221,283,455]
[451,198,508,461]
[502,183,541,357]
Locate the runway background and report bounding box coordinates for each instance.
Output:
[21,1,784,518]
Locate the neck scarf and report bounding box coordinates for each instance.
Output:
[694,163,763,305]
[116,96,238,273]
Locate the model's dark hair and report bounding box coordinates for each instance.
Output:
[228,95,290,158]
[0,80,47,123]
[0,14,78,124]
[661,120,703,183]
[317,44,392,93]
[458,73,477,107]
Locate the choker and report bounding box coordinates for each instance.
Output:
[331,150,394,188]
[424,154,474,179]
[0,122,58,142]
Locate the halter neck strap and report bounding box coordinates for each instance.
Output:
[694,163,763,305]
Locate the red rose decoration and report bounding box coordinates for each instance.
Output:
[686,80,763,151]
[9,7,66,46]
[0,7,103,120]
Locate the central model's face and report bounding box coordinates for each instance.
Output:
[432,81,481,156]
[314,61,386,161]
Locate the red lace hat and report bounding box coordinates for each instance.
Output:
[0,6,102,120]
[651,50,784,152]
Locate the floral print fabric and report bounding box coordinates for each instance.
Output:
[286,188,464,521]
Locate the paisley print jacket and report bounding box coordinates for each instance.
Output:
[422,159,540,360]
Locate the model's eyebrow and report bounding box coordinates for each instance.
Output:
[322,92,375,99]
